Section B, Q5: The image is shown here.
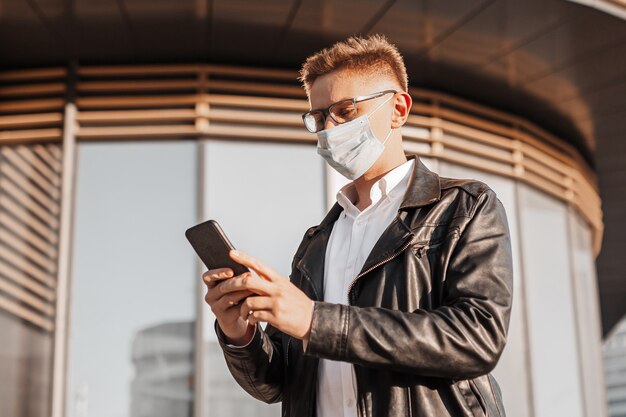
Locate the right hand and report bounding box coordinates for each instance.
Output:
[203,267,256,345]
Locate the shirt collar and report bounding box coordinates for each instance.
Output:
[336,158,415,216]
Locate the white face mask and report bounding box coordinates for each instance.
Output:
[316,94,394,180]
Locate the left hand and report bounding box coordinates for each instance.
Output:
[217,249,314,342]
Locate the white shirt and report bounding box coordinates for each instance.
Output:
[316,158,415,417]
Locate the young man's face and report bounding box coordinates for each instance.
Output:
[308,68,400,144]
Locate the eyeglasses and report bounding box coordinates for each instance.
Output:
[302,89,397,133]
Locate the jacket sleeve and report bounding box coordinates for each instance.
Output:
[215,318,285,403]
[303,188,514,380]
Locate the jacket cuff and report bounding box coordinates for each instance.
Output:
[303,301,347,360]
[226,324,257,348]
[214,319,263,357]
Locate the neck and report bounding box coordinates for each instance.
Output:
[352,149,408,210]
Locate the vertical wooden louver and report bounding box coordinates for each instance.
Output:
[0,68,66,331]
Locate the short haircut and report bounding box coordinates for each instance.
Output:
[298,34,409,98]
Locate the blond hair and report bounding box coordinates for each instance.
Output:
[298,34,408,97]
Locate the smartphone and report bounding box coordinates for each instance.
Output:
[185,219,250,277]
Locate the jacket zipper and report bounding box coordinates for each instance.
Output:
[344,234,418,417]
[346,234,417,304]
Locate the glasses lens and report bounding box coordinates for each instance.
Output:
[304,111,324,133]
[330,100,358,123]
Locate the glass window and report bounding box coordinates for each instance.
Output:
[518,184,584,417]
[568,208,608,417]
[67,142,198,417]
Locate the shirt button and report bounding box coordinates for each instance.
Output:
[346,399,356,408]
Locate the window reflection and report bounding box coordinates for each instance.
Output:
[68,142,198,417]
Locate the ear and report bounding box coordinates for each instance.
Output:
[391,92,412,129]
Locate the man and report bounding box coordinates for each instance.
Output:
[203,34,513,417]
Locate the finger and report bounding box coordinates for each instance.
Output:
[229,250,280,282]
[205,283,249,308]
[202,268,234,286]
[219,272,274,295]
[239,295,273,319]
[219,290,254,309]
[248,310,274,325]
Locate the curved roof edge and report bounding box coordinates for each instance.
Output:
[567,0,626,19]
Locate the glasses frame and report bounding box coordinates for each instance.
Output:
[302,89,397,133]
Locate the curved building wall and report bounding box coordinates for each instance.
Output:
[0,64,607,417]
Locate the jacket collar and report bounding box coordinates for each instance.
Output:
[296,153,442,301]
[313,153,441,234]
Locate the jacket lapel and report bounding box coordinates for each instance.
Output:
[355,154,442,278]
[296,153,442,301]
[295,202,342,300]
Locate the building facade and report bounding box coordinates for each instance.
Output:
[3,1,626,416]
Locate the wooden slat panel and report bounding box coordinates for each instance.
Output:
[0,83,66,97]
[0,162,60,214]
[14,146,62,188]
[76,94,199,109]
[0,244,55,287]
[76,124,312,142]
[0,177,60,229]
[439,120,517,151]
[0,98,65,114]
[77,108,303,127]
[203,124,312,141]
[0,112,64,129]
[77,80,198,92]
[522,158,571,191]
[0,228,57,273]
[0,128,63,143]
[435,147,514,178]
[410,87,583,163]
[412,103,516,141]
[2,147,61,200]
[0,295,54,331]
[77,79,304,97]
[0,257,55,300]
[77,63,296,80]
[76,125,197,139]
[203,64,297,80]
[203,80,303,97]
[206,94,309,111]
[76,93,309,111]
[77,64,201,77]
[0,67,66,82]
[0,277,54,315]
[441,134,514,165]
[0,214,57,259]
[0,195,59,244]
[208,108,303,127]
[32,145,63,173]
[76,109,196,124]
[46,144,62,160]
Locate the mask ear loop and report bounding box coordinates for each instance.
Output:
[365,93,395,120]
[381,126,394,145]
[366,93,396,145]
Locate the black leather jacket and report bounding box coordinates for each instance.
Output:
[215,153,514,417]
